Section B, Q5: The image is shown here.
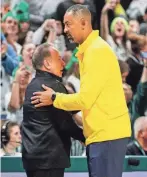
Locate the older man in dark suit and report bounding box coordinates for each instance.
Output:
[21,43,85,177]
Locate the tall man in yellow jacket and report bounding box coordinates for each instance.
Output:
[31,4,131,177]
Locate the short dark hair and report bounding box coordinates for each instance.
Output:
[32,43,51,70]
[66,4,91,17]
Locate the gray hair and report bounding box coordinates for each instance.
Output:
[66,4,91,19]
[134,116,147,139]
[32,43,51,70]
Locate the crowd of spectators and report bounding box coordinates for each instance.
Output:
[1,0,147,156]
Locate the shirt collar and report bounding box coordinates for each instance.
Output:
[36,70,62,82]
[75,30,99,60]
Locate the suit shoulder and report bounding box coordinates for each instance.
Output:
[127,141,135,148]
[53,81,68,94]
[126,141,138,155]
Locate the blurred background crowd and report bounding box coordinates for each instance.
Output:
[0,0,147,157]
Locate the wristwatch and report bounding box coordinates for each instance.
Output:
[51,92,56,102]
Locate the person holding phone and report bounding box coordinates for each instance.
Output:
[7,43,36,124]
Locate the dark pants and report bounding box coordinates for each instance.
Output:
[86,138,128,177]
[26,168,64,177]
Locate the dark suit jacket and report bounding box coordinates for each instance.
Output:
[126,141,147,155]
[21,70,85,170]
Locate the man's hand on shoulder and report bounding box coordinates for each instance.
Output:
[31,84,55,107]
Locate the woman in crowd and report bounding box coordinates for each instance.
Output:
[6,43,36,124]
[0,120,22,156]
[101,0,131,61]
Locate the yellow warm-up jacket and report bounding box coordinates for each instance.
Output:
[54,30,131,145]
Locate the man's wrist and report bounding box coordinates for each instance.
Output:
[50,27,56,33]
[51,92,56,102]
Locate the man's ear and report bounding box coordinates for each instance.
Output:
[43,58,51,70]
[139,130,144,138]
[80,18,86,29]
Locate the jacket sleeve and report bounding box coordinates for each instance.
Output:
[54,47,110,111]
[1,34,19,75]
[7,43,19,62]
[2,53,19,76]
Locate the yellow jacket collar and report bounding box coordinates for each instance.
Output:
[75,30,99,60]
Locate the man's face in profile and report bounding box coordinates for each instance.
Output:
[46,48,65,77]
[64,12,85,44]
